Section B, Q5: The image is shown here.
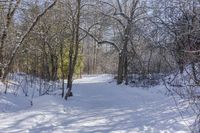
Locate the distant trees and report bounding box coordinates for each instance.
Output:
[81,0,147,84]
[1,0,155,86]
[0,0,58,82]
[0,0,21,80]
[11,0,84,99]
[1,0,199,86]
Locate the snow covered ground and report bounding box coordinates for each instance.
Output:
[0,74,193,133]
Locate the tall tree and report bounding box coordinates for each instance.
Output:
[65,0,81,100]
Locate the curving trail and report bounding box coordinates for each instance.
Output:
[0,75,191,133]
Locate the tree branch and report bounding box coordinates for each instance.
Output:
[79,26,120,52]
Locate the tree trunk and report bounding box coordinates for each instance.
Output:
[192,62,200,85]
[92,41,97,74]
[65,43,74,99]
[117,21,130,85]
[60,42,65,97]
[65,0,81,100]
[0,43,3,78]
[124,53,128,85]
[117,52,124,84]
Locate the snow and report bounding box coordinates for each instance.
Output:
[0,74,193,133]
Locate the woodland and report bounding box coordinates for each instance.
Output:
[0,0,200,132]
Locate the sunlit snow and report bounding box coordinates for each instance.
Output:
[0,75,192,133]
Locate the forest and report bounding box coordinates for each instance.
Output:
[0,0,200,132]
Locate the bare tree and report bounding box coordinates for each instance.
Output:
[81,0,147,84]
[0,0,58,82]
[65,0,81,100]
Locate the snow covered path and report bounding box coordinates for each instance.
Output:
[0,75,191,133]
